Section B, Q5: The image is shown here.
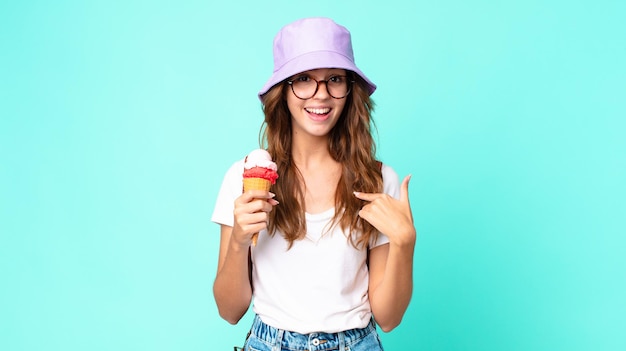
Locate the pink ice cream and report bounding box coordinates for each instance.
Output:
[243,149,278,184]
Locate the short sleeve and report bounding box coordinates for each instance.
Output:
[381,163,401,200]
[211,159,245,227]
[369,163,400,248]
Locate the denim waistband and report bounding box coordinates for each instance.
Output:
[249,314,376,351]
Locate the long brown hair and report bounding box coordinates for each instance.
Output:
[260,72,383,249]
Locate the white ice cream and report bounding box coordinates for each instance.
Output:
[244,149,277,171]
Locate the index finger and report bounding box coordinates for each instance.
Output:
[241,190,275,202]
[353,191,385,202]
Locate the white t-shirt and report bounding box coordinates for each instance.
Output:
[211,159,400,334]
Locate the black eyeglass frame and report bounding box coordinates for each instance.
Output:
[286,75,355,100]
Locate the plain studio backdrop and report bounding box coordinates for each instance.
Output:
[1,1,624,350]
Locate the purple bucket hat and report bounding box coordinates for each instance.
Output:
[258,17,376,100]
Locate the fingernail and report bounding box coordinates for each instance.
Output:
[269,192,276,198]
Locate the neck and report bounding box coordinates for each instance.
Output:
[291,135,333,169]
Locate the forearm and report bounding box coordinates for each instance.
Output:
[370,241,415,332]
[213,240,252,324]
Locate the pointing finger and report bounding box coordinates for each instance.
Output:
[353,191,384,202]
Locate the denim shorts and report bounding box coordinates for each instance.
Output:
[243,314,384,351]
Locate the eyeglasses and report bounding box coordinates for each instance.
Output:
[287,75,353,99]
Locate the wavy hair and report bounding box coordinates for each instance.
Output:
[260,72,383,249]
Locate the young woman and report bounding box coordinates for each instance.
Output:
[212,17,416,351]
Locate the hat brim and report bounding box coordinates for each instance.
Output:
[258,50,376,100]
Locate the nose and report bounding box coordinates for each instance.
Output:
[313,80,331,98]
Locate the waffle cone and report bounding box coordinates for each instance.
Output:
[243,177,272,246]
[243,177,272,192]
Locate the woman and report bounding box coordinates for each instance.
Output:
[212,17,416,351]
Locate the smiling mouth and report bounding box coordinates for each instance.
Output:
[305,107,331,115]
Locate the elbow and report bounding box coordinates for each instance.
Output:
[377,317,402,333]
[218,308,245,325]
[371,301,407,332]
[214,300,249,325]
[213,286,250,325]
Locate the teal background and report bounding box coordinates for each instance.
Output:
[1,0,625,350]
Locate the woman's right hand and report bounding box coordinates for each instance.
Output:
[231,190,279,247]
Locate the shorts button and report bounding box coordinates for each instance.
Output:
[312,338,320,346]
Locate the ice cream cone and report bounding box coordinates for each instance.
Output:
[243,177,272,245]
[243,149,278,246]
[243,178,272,192]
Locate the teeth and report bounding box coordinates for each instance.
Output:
[306,107,330,115]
